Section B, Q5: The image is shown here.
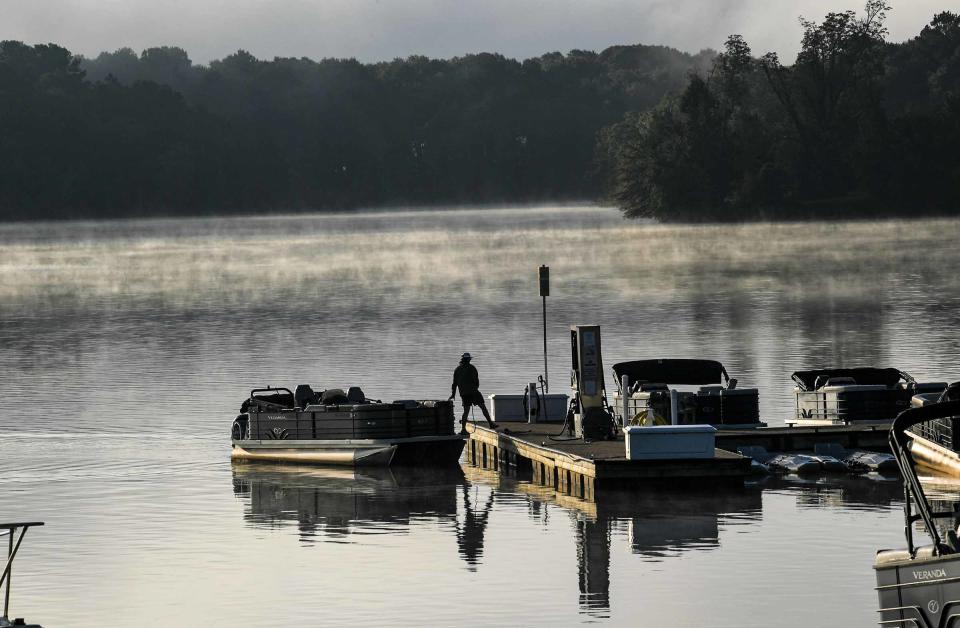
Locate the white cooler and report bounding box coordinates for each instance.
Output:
[623,425,717,460]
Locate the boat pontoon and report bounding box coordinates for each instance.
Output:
[788,367,945,427]
[611,359,763,428]
[905,382,960,476]
[875,399,960,626]
[231,385,465,467]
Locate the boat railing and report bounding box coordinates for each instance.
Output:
[890,400,960,557]
[0,521,44,624]
[794,390,906,421]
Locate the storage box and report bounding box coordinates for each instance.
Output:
[623,425,717,460]
[488,393,569,422]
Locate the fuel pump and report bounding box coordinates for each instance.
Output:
[569,325,616,440]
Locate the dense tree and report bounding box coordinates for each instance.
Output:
[599,4,960,220]
[0,40,715,220]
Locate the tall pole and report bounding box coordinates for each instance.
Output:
[539,265,549,393]
[4,525,11,620]
[542,294,548,393]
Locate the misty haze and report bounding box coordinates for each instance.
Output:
[2,2,960,627]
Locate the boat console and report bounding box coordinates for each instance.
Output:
[789,367,946,426]
[611,359,762,428]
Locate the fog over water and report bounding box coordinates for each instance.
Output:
[2,205,960,626]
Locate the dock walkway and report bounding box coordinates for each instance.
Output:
[465,421,751,500]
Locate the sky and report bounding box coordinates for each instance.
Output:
[2,0,950,64]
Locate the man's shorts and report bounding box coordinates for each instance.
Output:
[460,390,485,409]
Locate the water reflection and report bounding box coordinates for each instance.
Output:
[457,483,495,570]
[232,463,463,542]
[462,465,764,617]
[7,208,960,625]
[764,474,903,511]
[232,460,766,619]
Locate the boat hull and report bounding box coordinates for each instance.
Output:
[231,435,465,467]
[909,433,960,477]
[875,548,960,627]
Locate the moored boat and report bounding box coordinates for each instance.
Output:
[230,385,465,467]
[788,367,945,427]
[905,382,960,476]
[611,359,764,428]
[875,399,960,626]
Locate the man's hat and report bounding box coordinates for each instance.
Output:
[461,352,472,360]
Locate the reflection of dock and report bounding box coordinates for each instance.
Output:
[463,462,762,617]
[466,422,751,499]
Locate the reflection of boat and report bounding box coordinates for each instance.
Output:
[875,400,960,627]
[231,462,463,539]
[611,359,763,428]
[763,473,902,510]
[788,367,945,427]
[230,386,465,466]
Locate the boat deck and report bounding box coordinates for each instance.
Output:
[465,421,751,500]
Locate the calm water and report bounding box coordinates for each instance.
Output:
[2,206,960,626]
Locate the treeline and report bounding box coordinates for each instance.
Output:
[0,40,712,219]
[598,2,960,220]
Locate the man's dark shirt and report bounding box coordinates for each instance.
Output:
[452,361,480,396]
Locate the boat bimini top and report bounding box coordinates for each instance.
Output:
[613,359,733,391]
[791,367,915,392]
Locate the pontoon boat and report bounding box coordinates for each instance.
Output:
[788,367,945,427]
[230,385,465,466]
[875,398,960,626]
[611,359,763,428]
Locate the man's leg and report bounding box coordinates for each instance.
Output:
[477,401,497,427]
[460,406,471,433]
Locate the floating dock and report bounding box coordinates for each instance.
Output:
[714,423,890,453]
[465,422,752,499]
[465,421,898,500]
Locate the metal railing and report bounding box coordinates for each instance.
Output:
[0,521,43,623]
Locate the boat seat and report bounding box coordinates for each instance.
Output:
[347,387,366,404]
[875,546,939,566]
[941,382,960,402]
[295,384,317,408]
[321,388,349,405]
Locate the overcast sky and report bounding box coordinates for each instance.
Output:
[3,1,950,64]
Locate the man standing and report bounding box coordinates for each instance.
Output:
[449,352,498,435]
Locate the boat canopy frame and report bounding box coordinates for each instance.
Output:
[890,400,960,558]
[792,367,914,391]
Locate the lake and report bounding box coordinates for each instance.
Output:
[2,205,959,626]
